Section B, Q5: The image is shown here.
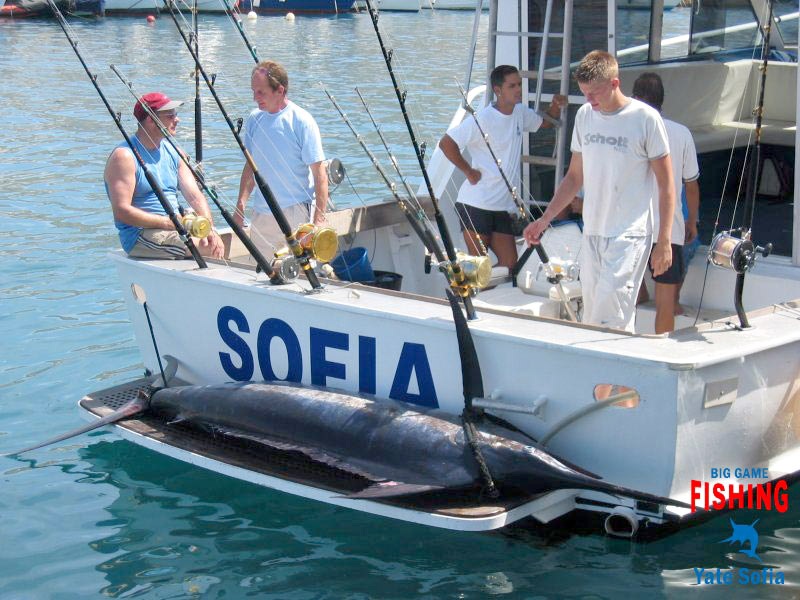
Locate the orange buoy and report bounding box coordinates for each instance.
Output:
[146,15,155,22]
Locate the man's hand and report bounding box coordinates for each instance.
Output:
[684,221,698,245]
[199,230,225,259]
[313,205,327,227]
[651,240,673,277]
[466,168,482,185]
[549,94,568,114]
[523,217,550,246]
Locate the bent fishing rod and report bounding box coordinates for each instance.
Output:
[165,0,321,289]
[322,85,445,262]
[111,65,277,278]
[46,0,207,269]
[364,0,476,319]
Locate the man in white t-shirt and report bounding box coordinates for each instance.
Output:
[439,65,566,269]
[632,72,700,333]
[235,60,329,256]
[524,51,676,333]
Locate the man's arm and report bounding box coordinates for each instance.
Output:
[104,148,172,229]
[236,162,255,228]
[684,179,699,244]
[310,160,329,226]
[439,133,481,185]
[523,152,583,245]
[649,154,676,276]
[178,156,224,258]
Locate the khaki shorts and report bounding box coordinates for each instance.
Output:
[128,229,189,259]
[249,204,313,259]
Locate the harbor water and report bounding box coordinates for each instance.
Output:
[1,9,799,599]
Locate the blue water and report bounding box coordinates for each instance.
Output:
[2,9,800,599]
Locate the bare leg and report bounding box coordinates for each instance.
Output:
[489,232,518,270]
[654,282,678,334]
[463,230,490,257]
[674,283,685,315]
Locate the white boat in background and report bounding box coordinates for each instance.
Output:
[71,0,800,537]
[424,0,488,10]
[618,0,681,10]
[373,0,420,11]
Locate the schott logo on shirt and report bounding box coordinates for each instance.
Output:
[583,133,629,151]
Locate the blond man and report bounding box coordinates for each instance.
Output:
[524,51,675,332]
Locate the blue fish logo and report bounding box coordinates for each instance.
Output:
[719,518,761,562]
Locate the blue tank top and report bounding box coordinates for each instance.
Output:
[106,136,181,252]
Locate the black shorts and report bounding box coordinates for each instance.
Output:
[648,243,684,284]
[455,202,514,236]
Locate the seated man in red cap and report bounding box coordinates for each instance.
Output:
[104,92,223,259]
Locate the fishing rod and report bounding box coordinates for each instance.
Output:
[221,0,259,63]
[46,0,207,269]
[363,0,477,320]
[708,0,774,328]
[363,0,505,496]
[193,0,203,165]
[110,65,288,281]
[454,82,576,320]
[354,86,422,215]
[165,0,322,289]
[322,85,446,263]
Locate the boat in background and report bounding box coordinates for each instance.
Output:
[425,0,487,10]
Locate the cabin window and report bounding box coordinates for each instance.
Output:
[689,0,761,56]
[774,0,799,49]
[594,384,640,408]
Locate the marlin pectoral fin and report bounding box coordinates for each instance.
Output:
[3,391,150,457]
[345,481,445,500]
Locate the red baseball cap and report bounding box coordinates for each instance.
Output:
[133,92,184,122]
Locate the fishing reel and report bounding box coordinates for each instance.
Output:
[429,252,492,295]
[538,257,580,285]
[327,158,346,186]
[179,210,212,239]
[268,223,339,285]
[709,231,772,274]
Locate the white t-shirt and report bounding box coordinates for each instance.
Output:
[243,101,325,212]
[447,103,543,212]
[653,118,700,245]
[571,98,670,237]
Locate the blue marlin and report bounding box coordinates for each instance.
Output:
[6,380,690,509]
[719,518,762,562]
[141,381,690,506]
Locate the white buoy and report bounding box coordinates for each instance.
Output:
[285,12,295,21]
[247,10,257,19]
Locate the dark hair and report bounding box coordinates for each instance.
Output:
[490,65,519,91]
[632,72,664,112]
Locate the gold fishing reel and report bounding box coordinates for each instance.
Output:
[440,251,492,296]
[293,223,339,264]
[180,211,212,239]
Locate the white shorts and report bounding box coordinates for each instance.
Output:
[249,204,312,259]
[579,233,651,332]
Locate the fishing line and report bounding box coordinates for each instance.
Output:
[693,2,772,326]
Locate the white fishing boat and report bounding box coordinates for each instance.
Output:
[372,0,420,11]
[66,0,799,537]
